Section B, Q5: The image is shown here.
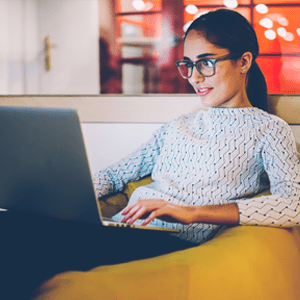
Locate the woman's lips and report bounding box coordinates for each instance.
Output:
[197,87,213,96]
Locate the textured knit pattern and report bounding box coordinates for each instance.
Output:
[94,107,300,244]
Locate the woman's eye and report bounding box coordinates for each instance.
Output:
[199,59,213,68]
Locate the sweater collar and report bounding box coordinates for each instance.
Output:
[208,107,262,116]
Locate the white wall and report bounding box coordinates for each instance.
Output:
[0,0,99,95]
[0,0,11,94]
[0,0,40,94]
[291,126,300,146]
[39,0,99,94]
[24,0,40,94]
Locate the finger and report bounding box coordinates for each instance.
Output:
[122,200,157,217]
[141,207,170,226]
[122,199,163,215]
[121,202,139,215]
[121,199,168,223]
[121,204,141,222]
[127,206,148,224]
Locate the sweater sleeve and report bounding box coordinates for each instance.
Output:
[236,120,300,227]
[93,124,167,198]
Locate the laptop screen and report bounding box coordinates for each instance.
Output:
[0,106,102,225]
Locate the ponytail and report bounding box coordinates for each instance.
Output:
[246,61,268,112]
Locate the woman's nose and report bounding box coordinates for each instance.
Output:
[189,67,205,84]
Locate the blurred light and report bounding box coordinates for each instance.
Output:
[277,27,287,37]
[297,28,300,36]
[255,4,268,14]
[283,32,294,42]
[278,17,289,26]
[144,1,153,11]
[264,29,276,40]
[194,10,209,20]
[183,21,193,32]
[259,18,273,29]
[223,0,238,9]
[123,25,135,36]
[185,4,198,15]
[132,0,145,11]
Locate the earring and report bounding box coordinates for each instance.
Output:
[241,69,246,74]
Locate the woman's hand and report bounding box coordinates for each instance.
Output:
[120,199,197,226]
[121,199,240,226]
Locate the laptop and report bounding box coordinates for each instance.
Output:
[0,106,179,233]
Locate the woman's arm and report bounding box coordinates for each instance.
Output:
[121,199,240,226]
[236,120,300,227]
[93,124,168,198]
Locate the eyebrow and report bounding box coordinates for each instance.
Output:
[183,53,216,60]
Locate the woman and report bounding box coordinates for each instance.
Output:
[94,9,300,244]
[3,9,300,300]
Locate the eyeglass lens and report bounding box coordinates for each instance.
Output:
[178,59,215,78]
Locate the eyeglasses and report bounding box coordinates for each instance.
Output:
[175,53,243,79]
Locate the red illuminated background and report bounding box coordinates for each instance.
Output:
[110,0,300,94]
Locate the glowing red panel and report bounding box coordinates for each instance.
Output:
[184,0,250,5]
[254,0,300,4]
[257,56,300,94]
[184,7,250,27]
[116,14,162,38]
[254,7,300,54]
[116,0,162,13]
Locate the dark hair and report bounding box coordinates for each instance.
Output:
[184,9,268,111]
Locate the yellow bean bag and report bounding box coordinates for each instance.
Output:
[34,177,300,300]
[35,225,300,300]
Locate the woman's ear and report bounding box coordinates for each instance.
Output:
[240,52,253,74]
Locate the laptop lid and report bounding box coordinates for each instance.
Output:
[0,106,102,225]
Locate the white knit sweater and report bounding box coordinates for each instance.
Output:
[94,107,300,244]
